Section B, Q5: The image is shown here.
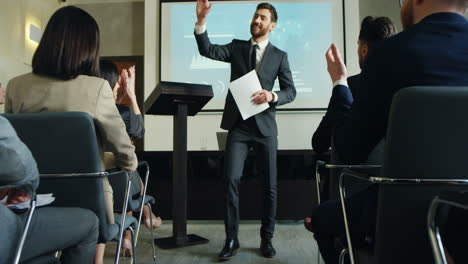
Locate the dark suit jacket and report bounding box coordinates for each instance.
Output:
[312,74,360,153]
[195,31,296,137]
[330,13,468,164]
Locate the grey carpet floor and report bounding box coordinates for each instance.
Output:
[104,220,321,264]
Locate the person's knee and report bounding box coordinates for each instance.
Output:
[76,208,99,240]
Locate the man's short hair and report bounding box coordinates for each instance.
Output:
[257,3,278,23]
[359,16,397,46]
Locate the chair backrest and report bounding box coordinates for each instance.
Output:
[383,86,468,179]
[373,87,468,263]
[2,112,102,174]
[2,112,118,243]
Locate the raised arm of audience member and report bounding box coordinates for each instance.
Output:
[117,66,145,138]
[100,60,145,139]
[99,59,160,257]
[311,16,396,154]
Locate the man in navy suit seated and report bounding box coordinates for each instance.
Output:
[308,0,468,263]
[312,16,397,154]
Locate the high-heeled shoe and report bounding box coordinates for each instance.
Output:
[120,233,133,257]
[144,215,162,230]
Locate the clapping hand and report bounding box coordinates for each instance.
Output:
[116,66,136,104]
[325,43,348,84]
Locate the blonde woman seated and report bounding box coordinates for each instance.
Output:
[5,6,136,264]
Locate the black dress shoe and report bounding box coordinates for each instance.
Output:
[260,239,276,258]
[218,239,240,260]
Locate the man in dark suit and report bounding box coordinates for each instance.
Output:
[309,0,468,263]
[312,16,397,154]
[194,0,296,260]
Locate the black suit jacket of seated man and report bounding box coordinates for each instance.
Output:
[312,74,360,154]
[310,12,468,264]
[330,12,468,164]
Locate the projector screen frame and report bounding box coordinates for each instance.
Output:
[158,0,348,112]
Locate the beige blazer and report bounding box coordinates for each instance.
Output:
[5,73,138,172]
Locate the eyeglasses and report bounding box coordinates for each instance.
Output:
[399,0,404,8]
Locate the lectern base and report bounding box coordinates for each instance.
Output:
[154,234,209,249]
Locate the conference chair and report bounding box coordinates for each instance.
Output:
[109,161,157,263]
[0,187,46,264]
[3,112,138,264]
[337,86,468,264]
[428,191,468,264]
[314,154,381,264]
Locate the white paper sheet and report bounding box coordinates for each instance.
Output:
[229,70,269,120]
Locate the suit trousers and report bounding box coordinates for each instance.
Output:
[223,118,277,240]
[311,185,377,264]
[19,207,99,264]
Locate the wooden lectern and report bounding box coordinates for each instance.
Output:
[145,81,213,249]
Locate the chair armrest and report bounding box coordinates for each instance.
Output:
[40,172,108,179]
[437,191,468,209]
[326,164,381,169]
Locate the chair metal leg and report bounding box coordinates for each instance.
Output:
[339,248,348,264]
[14,199,37,264]
[115,175,132,264]
[129,226,137,264]
[135,162,150,247]
[315,161,325,264]
[148,203,157,262]
[339,173,355,264]
[133,201,143,249]
[315,161,325,205]
[427,199,448,264]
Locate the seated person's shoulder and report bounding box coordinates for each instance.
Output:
[75,75,108,87]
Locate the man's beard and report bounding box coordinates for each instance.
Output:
[250,23,270,38]
[401,1,414,30]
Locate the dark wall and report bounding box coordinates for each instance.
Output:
[140,150,328,220]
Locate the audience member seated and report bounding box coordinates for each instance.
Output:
[311,16,397,154]
[307,0,468,263]
[305,14,396,239]
[99,59,162,256]
[4,6,138,264]
[0,115,99,264]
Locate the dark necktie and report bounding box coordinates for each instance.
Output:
[251,44,258,71]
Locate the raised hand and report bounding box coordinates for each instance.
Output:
[325,43,348,83]
[124,66,136,101]
[196,0,212,25]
